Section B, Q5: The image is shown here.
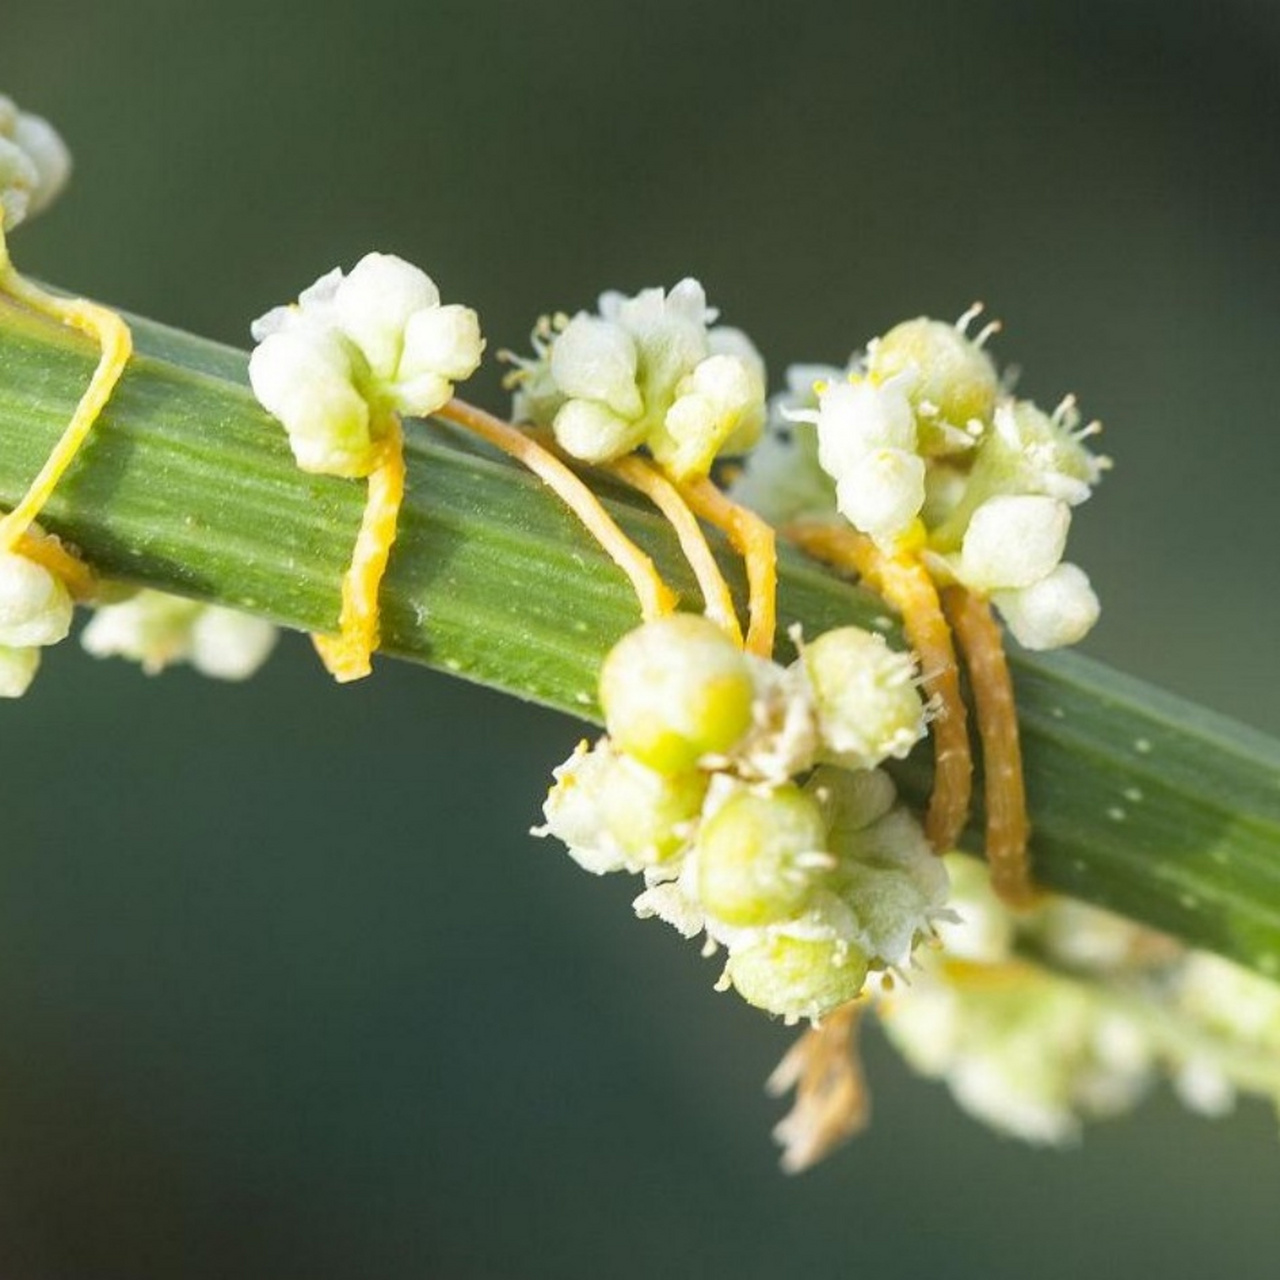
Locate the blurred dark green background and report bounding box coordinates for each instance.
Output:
[3,1,1279,1276]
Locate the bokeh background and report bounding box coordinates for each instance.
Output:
[3,1,1280,1275]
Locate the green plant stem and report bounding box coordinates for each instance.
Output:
[2,290,1280,976]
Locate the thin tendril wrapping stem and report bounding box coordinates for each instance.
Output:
[942,585,1034,906]
[784,522,971,853]
[675,475,776,657]
[313,416,407,682]
[437,399,676,623]
[0,251,132,552]
[600,454,742,645]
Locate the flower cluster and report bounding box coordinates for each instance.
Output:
[509,278,766,480]
[82,588,278,681]
[0,95,70,231]
[0,541,73,696]
[538,614,950,1022]
[249,253,484,477]
[735,312,1108,650]
[871,855,1280,1143]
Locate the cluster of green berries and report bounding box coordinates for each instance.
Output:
[538,614,950,1023]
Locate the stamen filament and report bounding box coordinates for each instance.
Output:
[438,399,676,623]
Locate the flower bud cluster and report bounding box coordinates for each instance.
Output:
[873,854,1280,1143]
[735,313,1108,649]
[0,544,73,696]
[0,95,71,231]
[249,253,484,476]
[82,588,278,681]
[509,278,767,480]
[538,614,949,1022]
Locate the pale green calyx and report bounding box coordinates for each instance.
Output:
[726,935,870,1024]
[537,737,706,874]
[81,588,279,680]
[249,253,484,476]
[599,613,755,775]
[696,783,831,927]
[509,277,766,480]
[800,626,927,770]
[0,94,71,231]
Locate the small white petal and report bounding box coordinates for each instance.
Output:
[333,253,440,379]
[834,448,926,549]
[993,563,1100,650]
[552,398,647,463]
[959,494,1070,591]
[190,607,279,681]
[400,304,485,383]
[815,378,916,481]
[11,112,71,218]
[0,552,73,648]
[549,315,642,419]
[249,329,372,475]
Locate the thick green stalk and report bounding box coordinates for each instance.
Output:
[2,292,1280,976]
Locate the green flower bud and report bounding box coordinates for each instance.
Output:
[540,737,707,873]
[697,784,831,926]
[727,935,869,1022]
[600,615,754,775]
[868,317,997,455]
[802,627,925,770]
[805,765,898,844]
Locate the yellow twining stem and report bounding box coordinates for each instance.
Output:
[767,1001,868,1174]
[675,475,776,658]
[0,231,132,552]
[15,527,94,601]
[941,585,1034,908]
[438,399,676,622]
[785,523,972,855]
[313,418,407,683]
[601,455,742,646]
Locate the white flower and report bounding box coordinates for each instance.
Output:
[249,326,372,476]
[811,377,917,479]
[992,563,1100,650]
[0,95,71,230]
[955,493,1071,592]
[512,278,766,478]
[800,627,926,770]
[0,550,73,648]
[656,351,766,479]
[833,448,926,551]
[249,253,484,475]
[549,314,642,418]
[81,589,278,680]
